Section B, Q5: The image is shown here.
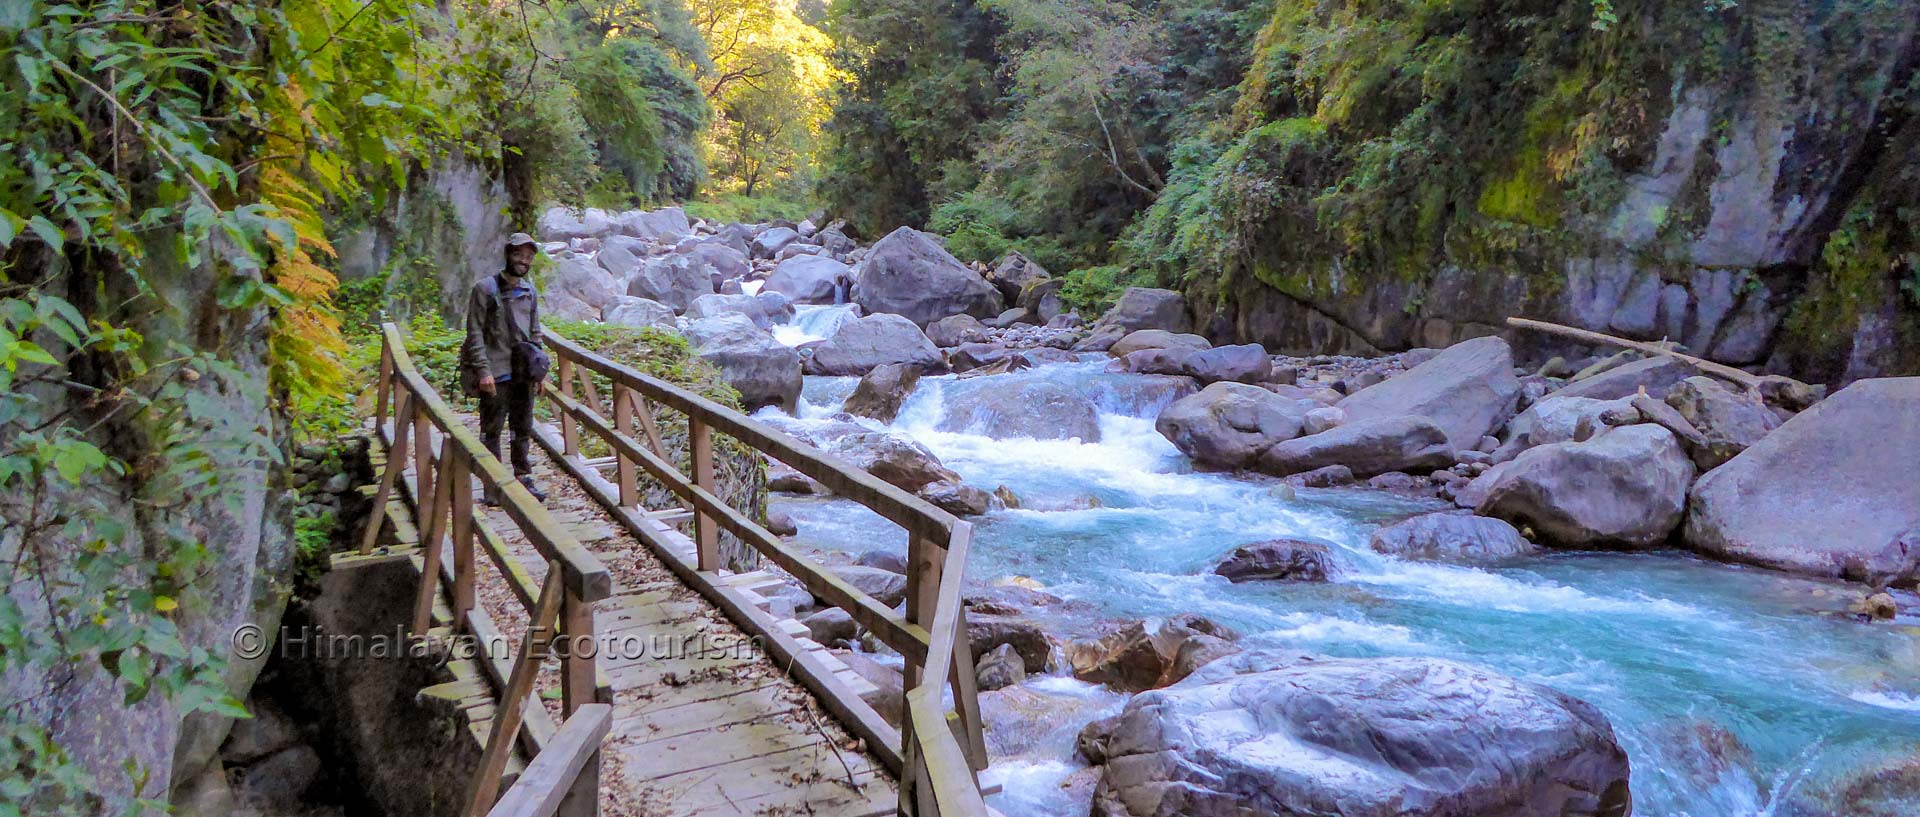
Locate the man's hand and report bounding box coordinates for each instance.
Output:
[478,375,496,395]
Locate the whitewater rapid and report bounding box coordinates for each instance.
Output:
[760,358,1920,817]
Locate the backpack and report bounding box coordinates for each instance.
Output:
[497,274,551,385]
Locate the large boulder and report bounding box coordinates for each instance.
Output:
[1547,355,1696,402]
[686,242,750,282]
[842,363,921,423]
[1122,344,1270,384]
[1066,615,1240,694]
[926,314,990,347]
[850,227,1004,326]
[803,313,944,376]
[1257,416,1456,478]
[1085,650,1631,817]
[1477,424,1695,548]
[1495,396,1634,460]
[938,380,1102,442]
[750,226,802,259]
[1337,336,1521,450]
[1017,277,1067,325]
[601,296,676,331]
[542,288,599,322]
[550,255,623,310]
[828,565,908,607]
[828,432,961,493]
[1685,377,1920,584]
[1109,329,1211,358]
[685,292,794,329]
[626,254,715,312]
[1098,287,1191,333]
[616,207,691,241]
[595,234,651,279]
[536,206,616,242]
[988,251,1051,302]
[763,255,850,304]
[1155,382,1311,469]
[680,314,803,412]
[1664,376,1777,470]
[1369,511,1536,564]
[1212,539,1339,582]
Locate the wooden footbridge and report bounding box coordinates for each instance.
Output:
[352,322,990,817]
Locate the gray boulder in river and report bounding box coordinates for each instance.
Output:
[803,312,944,376]
[680,314,802,412]
[684,292,794,330]
[1336,336,1521,451]
[1663,375,1777,470]
[1097,287,1191,333]
[1257,415,1455,478]
[850,227,1004,326]
[1156,382,1311,469]
[1685,377,1920,585]
[938,380,1102,442]
[625,253,715,312]
[1477,423,1695,548]
[600,296,676,331]
[1108,329,1211,358]
[762,254,849,304]
[1083,649,1631,817]
[1370,511,1536,564]
[841,363,921,424]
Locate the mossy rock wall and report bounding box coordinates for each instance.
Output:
[1169,0,1920,384]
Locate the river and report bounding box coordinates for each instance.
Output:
[762,307,1920,817]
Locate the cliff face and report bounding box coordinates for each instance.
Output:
[1171,0,1919,383]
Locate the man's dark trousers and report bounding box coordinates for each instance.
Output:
[478,376,535,477]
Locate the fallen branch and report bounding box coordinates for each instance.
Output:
[1505,317,1760,389]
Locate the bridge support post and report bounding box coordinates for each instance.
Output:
[559,590,600,817]
[612,384,637,509]
[450,449,475,625]
[688,418,719,572]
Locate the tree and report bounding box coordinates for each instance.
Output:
[687,0,840,197]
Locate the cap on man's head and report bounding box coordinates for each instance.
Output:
[506,232,538,248]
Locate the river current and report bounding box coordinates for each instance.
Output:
[762,305,1920,817]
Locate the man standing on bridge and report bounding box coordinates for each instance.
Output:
[461,232,549,503]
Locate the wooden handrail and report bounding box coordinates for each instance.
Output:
[373,324,612,601]
[486,705,613,817]
[361,323,610,817]
[541,329,962,542]
[535,325,991,816]
[543,384,932,663]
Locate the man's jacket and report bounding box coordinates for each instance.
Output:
[460,273,540,396]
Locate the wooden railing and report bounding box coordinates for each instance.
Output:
[361,323,614,817]
[535,328,991,817]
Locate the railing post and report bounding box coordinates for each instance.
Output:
[558,589,600,817]
[359,390,412,555]
[410,455,454,637]
[465,568,565,817]
[374,341,393,427]
[689,417,719,571]
[557,356,579,458]
[450,449,475,627]
[948,605,987,773]
[903,536,943,687]
[612,384,638,509]
[413,404,436,508]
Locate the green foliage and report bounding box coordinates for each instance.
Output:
[1058,265,1139,315]
[817,0,1008,235]
[684,193,817,224]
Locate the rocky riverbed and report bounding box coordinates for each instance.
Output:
[534,205,1920,817]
